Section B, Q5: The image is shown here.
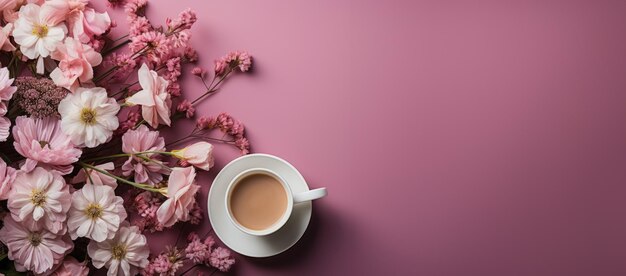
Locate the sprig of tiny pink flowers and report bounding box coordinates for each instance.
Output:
[142,232,235,275]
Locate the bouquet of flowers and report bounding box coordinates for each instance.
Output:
[0,0,252,275]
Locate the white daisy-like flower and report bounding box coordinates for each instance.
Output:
[67,184,127,242]
[7,167,71,234]
[88,223,150,276]
[12,3,67,73]
[58,87,120,148]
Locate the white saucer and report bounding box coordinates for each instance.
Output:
[208,153,312,257]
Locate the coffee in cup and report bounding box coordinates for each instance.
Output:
[226,168,326,236]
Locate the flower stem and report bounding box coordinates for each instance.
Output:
[79,162,166,195]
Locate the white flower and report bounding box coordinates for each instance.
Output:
[88,223,150,276]
[12,3,67,74]
[7,167,71,234]
[67,184,127,242]
[58,87,120,148]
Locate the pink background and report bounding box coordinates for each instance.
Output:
[98,0,626,275]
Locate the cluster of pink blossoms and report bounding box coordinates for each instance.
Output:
[142,232,235,275]
[0,0,252,275]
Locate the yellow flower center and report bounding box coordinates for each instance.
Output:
[30,189,46,207]
[32,24,48,38]
[80,108,97,125]
[111,244,127,260]
[84,203,103,220]
[28,232,42,246]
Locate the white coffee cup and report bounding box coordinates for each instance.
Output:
[225,168,327,236]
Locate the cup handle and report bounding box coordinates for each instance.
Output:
[293,188,327,204]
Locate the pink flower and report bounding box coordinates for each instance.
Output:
[43,0,111,43]
[50,37,102,91]
[0,23,16,51]
[156,166,199,227]
[209,247,235,272]
[0,66,16,141]
[88,223,150,276]
[72,162,117,188]
[67,184,127,242]
[12,116,82,175]
[0,216,73,275]
[126,64,172,128]
[121,125,170,184]
[184,232,212,264]
[132,191,165,232]
[50,256,89,276]
[7,167,71,234]
[176,99,194,118]
[214,51,252,76]
[13,3,68,73]
[129,31,169,64]
[191,67,204,77]
[0,159,16,200]
[172,142,214,171]
[0,66,17,102]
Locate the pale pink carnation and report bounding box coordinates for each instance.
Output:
[12,116,82,174]
[156,166,199,227]
[0,159,16,200]
[7,167,71,234]
[0,216,73,275]
[50,256,89,276]
[209,247,235,272]
[121,125,170,184]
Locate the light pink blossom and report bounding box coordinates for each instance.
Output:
[67,184,127,242]
[156,166,199,227]
[0,216,73,275]
[88,223,150,276]
[126,63,172,128]
[0,23,16,51]
[50,256,89,276]
[50,37,102,91]
[121,125,170,184]
[172,142,214,171]
[43,0,111,43]
[0,66,17,102]
[7,167,71,234]
[12,116,82,175]
[0,66,16,141]
[72,162,117,188]
[0,159,16,200]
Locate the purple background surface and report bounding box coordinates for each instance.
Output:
[97,0,626,275]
